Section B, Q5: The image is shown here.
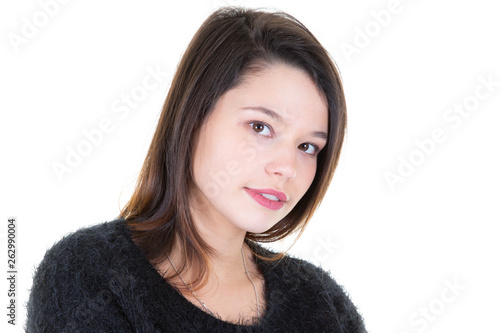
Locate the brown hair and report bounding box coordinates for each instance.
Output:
[119,6,346,288]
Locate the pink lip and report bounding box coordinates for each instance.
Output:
[244,187,287,210]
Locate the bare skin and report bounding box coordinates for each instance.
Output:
[158,242,265,324]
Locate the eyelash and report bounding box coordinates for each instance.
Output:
[249,120,273,136]
[248,121,321,156]
[299,142,320,156]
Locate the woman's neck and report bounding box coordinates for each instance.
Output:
[187,205,250,283]
[159,205,265,323]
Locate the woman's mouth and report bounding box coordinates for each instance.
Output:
[244,187,287,210]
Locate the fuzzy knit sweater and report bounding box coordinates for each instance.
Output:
[26,219,366,332]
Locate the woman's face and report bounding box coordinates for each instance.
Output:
[190,64,328,235]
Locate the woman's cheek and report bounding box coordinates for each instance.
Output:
[238,140,257,163]
[300,159,318,192]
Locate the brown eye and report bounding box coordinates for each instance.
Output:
[250,122,271,136]
[252,123,264,132]
[298,143,318,155]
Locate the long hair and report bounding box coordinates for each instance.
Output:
[119,6,347,289]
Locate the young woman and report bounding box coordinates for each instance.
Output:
[27,7,366,332]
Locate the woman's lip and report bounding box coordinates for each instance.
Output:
[245,187,287,202]
[244,188,285,210]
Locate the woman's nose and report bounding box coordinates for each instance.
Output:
[265,146,297,180]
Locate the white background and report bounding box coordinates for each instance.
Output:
[1,0,499,332]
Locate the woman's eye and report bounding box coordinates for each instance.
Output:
[250,122,271,137]
[298,143,319,155]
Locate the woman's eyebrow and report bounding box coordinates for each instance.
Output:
[312,131,328,140]
[241,106,328,140]
[240,106,284,125]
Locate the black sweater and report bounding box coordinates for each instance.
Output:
[26,219,366,332]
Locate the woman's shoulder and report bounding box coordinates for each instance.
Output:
[251,242,366,332]
[30,219,133,291]
[251,241,346,290]
[26,220,140,332]
[27,218,138,331]
[38,219,129,268]
[30,219,138,299]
